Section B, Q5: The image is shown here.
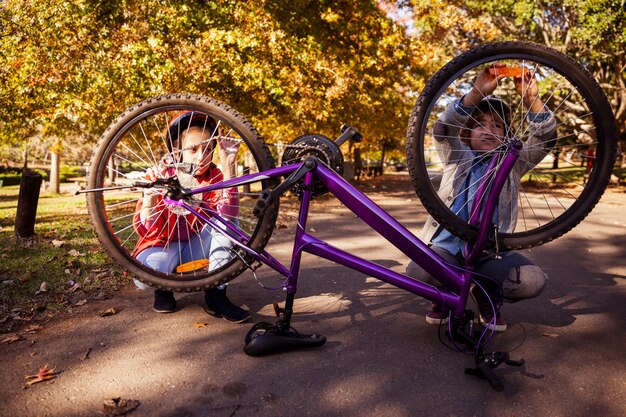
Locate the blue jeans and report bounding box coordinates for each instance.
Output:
[133,221,236,290]
[406,246,547,301]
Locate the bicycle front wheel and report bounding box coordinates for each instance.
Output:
[87,94,278,291]
[407,42,617,250]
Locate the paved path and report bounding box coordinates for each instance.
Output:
[1,176,625,417]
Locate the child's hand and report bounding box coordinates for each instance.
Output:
[217,136,241,157]
[141,163,171,196]
[217,136,241,179]
[514,71,544,112]
[462,65,506,106]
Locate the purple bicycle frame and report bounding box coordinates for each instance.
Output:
[180,145,520,319]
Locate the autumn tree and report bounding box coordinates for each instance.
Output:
[403,0,626,142]
[1,0,428,183]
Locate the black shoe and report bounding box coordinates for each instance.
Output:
[204,287,250,323]
[153,290,176,313]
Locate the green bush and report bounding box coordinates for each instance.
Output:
[59,165,82,182]
[0,165,85,186]
[0,173,21,186]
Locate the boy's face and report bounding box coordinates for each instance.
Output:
[181,127,215,176]
[468,112,505,152]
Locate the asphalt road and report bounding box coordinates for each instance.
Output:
[1,175,625,417]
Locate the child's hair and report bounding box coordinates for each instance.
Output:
[167,112,218,153]
[459,97,511,146]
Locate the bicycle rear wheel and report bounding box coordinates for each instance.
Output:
[406,42,617,250]
[87,94,278,291]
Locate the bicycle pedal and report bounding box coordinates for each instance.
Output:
[272,302,284,318]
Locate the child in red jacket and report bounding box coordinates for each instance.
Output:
[133,112,249,323]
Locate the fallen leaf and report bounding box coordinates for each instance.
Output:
[68,249,84,257]
[12,313,34,322]
[542,333,560,339]
[93,291,111,301]
[25,365,59,385]
[194,322,208,328]
[1,333,25,344]
[99,307,120,317]
[82,348,92,361]
[95,271,110,280]
[51,240,65,248]
[101,397,140,416]
[74,299,88,306]
[55,293,66,303]
[35,282,49,295]
[69,283,82,293]
[24,324,43,333]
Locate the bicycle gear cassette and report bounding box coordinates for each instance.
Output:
[280,134,344,197]
[167,172,202,215]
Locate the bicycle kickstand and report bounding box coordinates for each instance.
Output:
[243,292,326,357]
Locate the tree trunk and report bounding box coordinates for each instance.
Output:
[49,149,60,194]
[14,169,43,238]
[22,148,28,170]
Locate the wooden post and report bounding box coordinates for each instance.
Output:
[14,169,43,238]
[49,148,60,194]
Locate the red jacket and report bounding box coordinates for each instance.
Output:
[132,165,239,256]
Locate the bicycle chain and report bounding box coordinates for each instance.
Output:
[157,134,335,184]
[175,135,334,164]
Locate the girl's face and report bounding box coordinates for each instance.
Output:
[180,127,215,176]
[468,112,505,152]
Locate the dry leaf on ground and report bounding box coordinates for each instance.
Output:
[101,397,141,416]
[1,333,25,344]
[99,307,120,317]
[93,292,112,301]
[25,365,59,385]
[24,324,43,333]
[194,322,208,328]
[35,282,49,295]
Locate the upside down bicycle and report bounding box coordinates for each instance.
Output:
[80,42,617,391]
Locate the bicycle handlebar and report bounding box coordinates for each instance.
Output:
[476,362,504,392]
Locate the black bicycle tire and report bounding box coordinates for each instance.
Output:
[87,93,278,291]
[406,41,617,250]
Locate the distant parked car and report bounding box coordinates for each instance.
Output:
[394,162,407,172]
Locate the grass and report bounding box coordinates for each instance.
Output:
[0,185,124,333]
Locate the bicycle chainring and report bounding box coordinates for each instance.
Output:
[280,134,344,197]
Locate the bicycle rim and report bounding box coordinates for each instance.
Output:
[87,94,278,291]
[407,42,617,250]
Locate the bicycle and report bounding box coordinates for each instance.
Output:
[80,42,617,391]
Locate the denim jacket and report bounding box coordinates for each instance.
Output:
[420,99,557,244]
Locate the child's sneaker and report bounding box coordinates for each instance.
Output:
[153,289,176,313]
[204,287,250,323]
[425,303,450,325]
[471,286,507,332]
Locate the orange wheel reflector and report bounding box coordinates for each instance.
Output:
[488,67,526,77]
[176,259,210,273]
